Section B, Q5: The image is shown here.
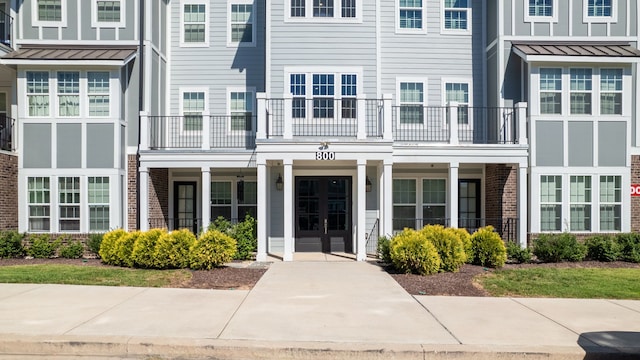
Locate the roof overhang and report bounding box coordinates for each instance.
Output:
[0,45,137,66]
[512,41,640,64]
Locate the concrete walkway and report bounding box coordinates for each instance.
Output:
[0,260,639,359]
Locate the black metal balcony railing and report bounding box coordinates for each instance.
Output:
[392,217,518,242]
[459,107,517,144]
[148,114,256,150]
[392,106,449,142]
[0,9,12,47]
[0,115,14,151]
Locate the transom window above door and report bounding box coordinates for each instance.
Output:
[288,0,360,21]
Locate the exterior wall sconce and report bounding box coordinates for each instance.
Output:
[276,173,283,191]
[366,176,372,192]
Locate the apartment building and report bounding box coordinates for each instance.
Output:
[0,0,638,262]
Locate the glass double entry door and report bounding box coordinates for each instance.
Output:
[295,177,352,253]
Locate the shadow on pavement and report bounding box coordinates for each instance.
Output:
[578,331,640,359]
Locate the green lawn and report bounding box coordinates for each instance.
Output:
[478,267,640,299]
[0,264,192,288]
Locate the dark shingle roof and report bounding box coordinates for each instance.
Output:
[2,45,137,61]
[512,41,640,57]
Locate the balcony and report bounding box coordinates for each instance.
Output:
[0,9,11,49]
[143,114,256,150]
[0,115,14,152]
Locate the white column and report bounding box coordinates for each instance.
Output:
[516,102,528,145]
[382,94,393,140]
[283,94,293,139]
[357,94,367,140]
[201,111,210,149]
[139,168,149,231]
[448,102,459,145]
[357,160,367,261]
[448,163,459,228]
[257,161,268,261]
[382,160,393,236]
[518,164,528,248]
[256,93,267,139]
[139,111,148,150]
[283,159,293,261]
[377,162,384,234]
[201,167,211,232]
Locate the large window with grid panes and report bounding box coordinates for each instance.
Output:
[181,1,208,46]
[289,0,359,20]
[92,0,125,27]
[442,0,470,32]
[33,0,67,27]
[211,180,257,222]
[289,72,359,120]
[393,178,447,231]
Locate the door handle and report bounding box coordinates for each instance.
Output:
[324,218,328,234]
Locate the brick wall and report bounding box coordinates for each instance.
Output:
[149,168,169,229]
[127,155,137,231]
[632,155,640,232]
[0,152,18,230]
[485,164,518,240]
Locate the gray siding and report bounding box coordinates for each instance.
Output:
[127,61,140,147]
[87,124,114,168]
[536,121,563,166]
[23,124,51,168]
[598,122,626,167]
[56,123,81,168]
[568,121,593,167]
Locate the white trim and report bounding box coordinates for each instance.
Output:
[179,0,209,48]
[226,86,256,134]
[582,0,617,24]
[523,0,559,23]
[32,0,68,28]
[179,86,209,135]
[395,0,427,34]
[284,0,363,23]
[227,0,257,47]
[395,76,428,127]
[91,0,126,28]
[441,77,474,130]
[440,0,472,35]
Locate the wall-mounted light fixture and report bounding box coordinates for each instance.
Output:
[276,173,283,191]
[366,176,372,192]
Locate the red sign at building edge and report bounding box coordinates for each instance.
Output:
[632,184,640,196]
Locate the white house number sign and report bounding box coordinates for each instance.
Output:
[316,151,336,160]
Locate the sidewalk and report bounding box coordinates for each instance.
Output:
[0,260,639,359]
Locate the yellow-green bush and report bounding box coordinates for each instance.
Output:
[131,228,166,268]
[389,229,441,275]
[420,225,467,272]
[469,226,507,268]
[450,227,472,262]
[114,231,142,267]
[189,229,237,270]
[153,229,196,269]
[99,229,128,265]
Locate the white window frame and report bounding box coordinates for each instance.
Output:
[422,178,448,226]
[441,0,471,35]
[442,78,473,130]
[56,71,80,118]
[210,180,233,221]
[28,176,51,232]
[227,87,255,133]
[88,176,111,232]
[524,0,558,22]
[87,71,111,118]
[396,77,427,126]
[569,175,592,232]
[392,178,418,231]
[179,87,208,133]
[58,176,81,232]
[237,180,257,220]
[32,0,68,27]
[91,0,125,28]
[180,0,209,47]
[569,68,593,115]
[583,0,616,23]
[539,175,562,232]
[539,67,563,115]
[227,0,256,47]
[26,70,51,117]
[599,175,621,232]
[285,0,362,23]
[599,68,623,116]
[396,0,426,34]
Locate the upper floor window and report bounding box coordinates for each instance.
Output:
[92,0,125,28]
[600,69,622,115]
[584,0,616,22]
[88,72,110,117]
[398,0,424,31]
[539,68,562,115]
[229,2,255,46]
[289,0,359,21]
[569,68,592,115]
[57,71,80,117]
[182,1,208,46]
[289,71,359,120]
[341,74,357,119]
[181,90,206,131]
[230,91,253,131]
[445,82,470,125]
[443,0,469,32]
[33,0,67,27]
[529,0,552,17]
[399,82,424,124]
[27,71,50,117]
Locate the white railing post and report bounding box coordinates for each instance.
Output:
[448,102,459,145]
[283,93,293,139]
[139,111,149,150]
[383,94,393,140]
[516,102,528,145]
[256,92,267,140]
[11,104,18,152]
[357,94,367,139]
[201,111,210,150]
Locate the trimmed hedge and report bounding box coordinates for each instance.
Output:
[0,230,25,259]
[469,226,507,268]
[131,229,166,268]
[420,225,467,272]
[189,229,237,270]
[585,235,620,262]
[153,229,196,269]
[389,228,441,275]
[99,229,128,265]
[533,233,586,263]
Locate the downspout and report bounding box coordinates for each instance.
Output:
[136,0,145,230]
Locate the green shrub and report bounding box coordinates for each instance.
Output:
[377,235,391,263]
[469,226,507,268]
[585,235,620,262]
[87,233,104,256]
[420,225,466,272]
[189,229,237,270]
[389,229,441,275]
[208,216,233,234]
[450,227,472,262]
[0,230,25,258]
[131,229,166,268]
[59,240,84,259]
[506,241,532,264]
[616,233,640,263]
[115,231,142,267]
[26,234,61,258]
[231,215,257,260]
[153,229,196,269]
[532,233,586,263]
[99,229,128,265]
